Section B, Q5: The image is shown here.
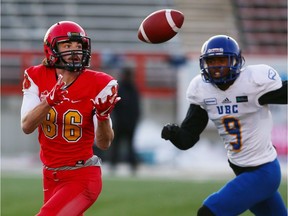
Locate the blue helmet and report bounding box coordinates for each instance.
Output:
[199,35,244,85]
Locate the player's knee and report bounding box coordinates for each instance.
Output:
[197,205,215,216]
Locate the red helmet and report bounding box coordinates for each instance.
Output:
[43,21,91,72]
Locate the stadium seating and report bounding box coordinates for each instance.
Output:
[1,0,178,52]
[1,0,286,53]
[232,0,287,54]
[1,0,286,91]
[1,0,181,91]
[174,0,239,53]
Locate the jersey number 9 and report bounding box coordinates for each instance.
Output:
[223,116,242,151]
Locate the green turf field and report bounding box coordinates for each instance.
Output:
[1,174,287,216]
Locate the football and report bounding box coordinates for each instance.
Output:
[138,9,184,44]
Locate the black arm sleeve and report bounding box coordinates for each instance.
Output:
[170,104,209,150]
[258,81,287,105]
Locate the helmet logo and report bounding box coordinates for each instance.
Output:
[67,32,83,37]
[207,48,224,53]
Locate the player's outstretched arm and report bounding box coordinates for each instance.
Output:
[21,100,53,134]
[259,80,287,105]
[95,120,114,150]
[21,75,69,134]
[161,104,209,150]
[91,86,121,150]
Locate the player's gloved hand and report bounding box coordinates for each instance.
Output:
[46,74,69,106]
[161,123,180,140]
[91,86,121,121]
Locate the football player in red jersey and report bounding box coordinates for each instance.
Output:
[21,21,120,216]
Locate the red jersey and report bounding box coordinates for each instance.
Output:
[22,64,116,167]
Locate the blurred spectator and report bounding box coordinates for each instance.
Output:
[167,53,188,68]
[110,67,141,173]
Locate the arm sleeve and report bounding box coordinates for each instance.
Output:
[20,71,41,119]
[258,80,287,105]
[170,104,209,150]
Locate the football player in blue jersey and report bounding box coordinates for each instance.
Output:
[161,35,287,216]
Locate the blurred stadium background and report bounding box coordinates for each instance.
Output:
[1,0,287,211]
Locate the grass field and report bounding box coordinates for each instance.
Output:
[1,173,287,216]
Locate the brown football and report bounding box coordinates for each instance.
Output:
[138,9,184,44]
